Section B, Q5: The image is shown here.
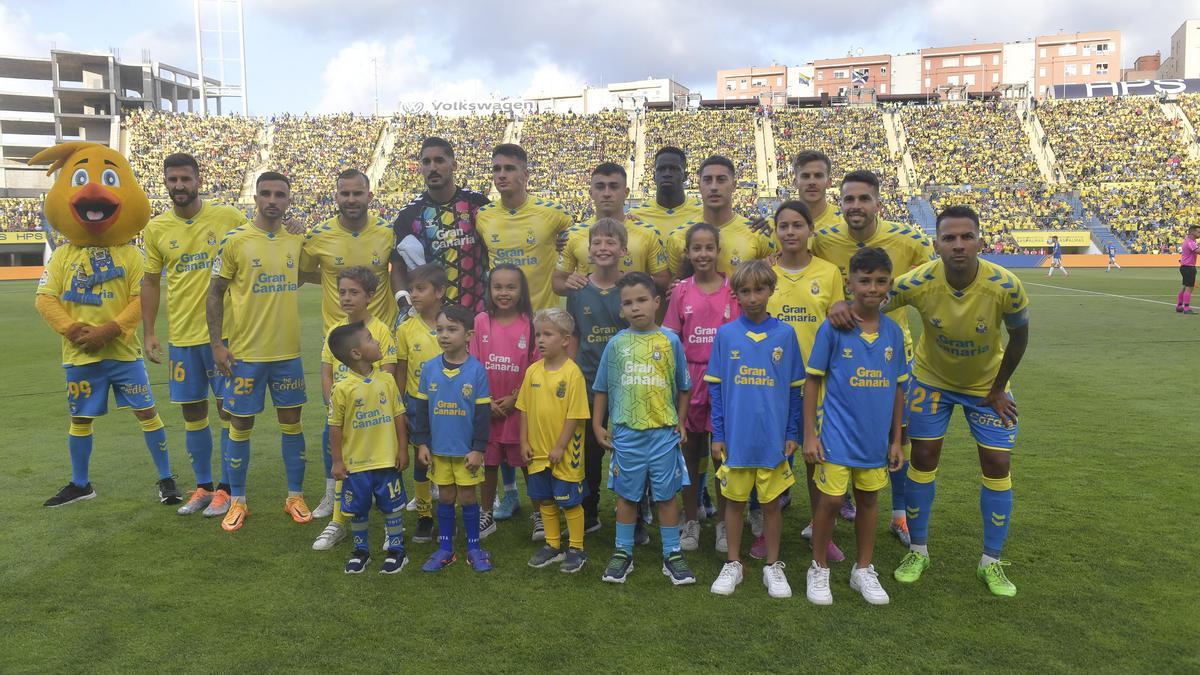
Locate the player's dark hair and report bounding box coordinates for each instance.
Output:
[492,143,527,165]
[616,271,657,296]
[935,205,981,233]
[337,265,378,297]
[698,155,735,177]
[841,169,880,193]
[438,303,476,331]
[591,162,627,181]
[256,171,291,189]
[791,150,831,174]
[328,321,368,367]
[589,217,628,248]
[774,200,813,228]
[849,246,893,276]
[678,221,720,279]
[163,152,199,174]
[654,146,686,166]
[409,263,448,290]
[730,259,777,292]
[336,168,370,191]
[484,263,535,360]
[420,136,455,159]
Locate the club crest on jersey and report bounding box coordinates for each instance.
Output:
[976,318,988,334]
[885,346,894,362]
[286,253,295,269]
[169,239,179,249]
[252,257,263,268]
[517,336,527,350]
[461,383,473,399]
[379,391,388,405]
[556,381,567,398]
[772,346,783,363]
[730,349,741,360]
[623,256,633,268]
[334,256,344,266]
[811,281,820,295]
[526,231,536,246]
[372,254,381,266]
[354,397,364,408]
[652,349,662,361]
[730,256,742,267]
[207,233,217,246]
[723,304,731,319]
[842,347,853,359]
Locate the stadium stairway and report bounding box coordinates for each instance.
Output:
[239,122,274,205]
[888,110,919,191]
[366,122,396,188]
[1017,104,1058,184]
[761,115,778,195]
[630,110,647,195]
[1085,215,1127,254]
[1161,100,1200,162]
[754,118,770,197]
[907,194,936,236]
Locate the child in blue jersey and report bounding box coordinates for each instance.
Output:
[803,247,906,606]
[594,272,695,585]
[410,304,494,573]
[326,322,409,574]
[705,260,804,598]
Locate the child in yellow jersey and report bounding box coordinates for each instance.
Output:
[519,308,591,573]
[766,200,848,564]
[326,321,409,574]
[312,267,398,551]
[394,264,447,543]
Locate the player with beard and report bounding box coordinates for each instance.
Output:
[142,153,250,516]
[391,137,491,313]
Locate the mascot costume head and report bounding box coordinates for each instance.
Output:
[31,141,151,355]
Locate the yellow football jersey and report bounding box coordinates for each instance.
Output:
[213,224,303,362]
[810,202,844,230]
[811,219,935,350]
[37,244,145,366]
[143,202,246,346]
[556,215,668,277]
[767,258,844,365]
[628,197,703,235]
[477,197,573,310]
[666,214,776,276]
[300,213,397,334]
[394,313,440,397]
[327,367,406,473]
[516,358,590,483]
[321,315,399,385]
[888,258,1029,397]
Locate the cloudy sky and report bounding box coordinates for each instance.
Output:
[2,0,1195,115]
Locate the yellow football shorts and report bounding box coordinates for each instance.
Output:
[716,461,795,503]
[813,462,887,497]
[431,453,484,487]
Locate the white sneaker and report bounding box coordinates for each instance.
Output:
[312,487,336,519]
[850,564,890,605]
[763,561,792,598]
[710,560,743,596]
[806,561,833,605]
[405,496,420,512]
[312,521,346,551]
[749,508,764,538]
[801,522,813,540]
[715,521,728,553]
[680,520,700,551]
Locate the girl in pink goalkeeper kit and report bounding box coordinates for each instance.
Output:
[664,222,740,552]
[1178,226,1198,314]
[470,263,538,537]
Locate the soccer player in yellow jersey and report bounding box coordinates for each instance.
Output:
[790,150,844,231]
[887,206,1030,598]
[394,263,448,543]
[553,162,669,295]
[627,146,703,234]
[311,267,398,552]
[207,172,310,532]
[299,168,397,519]
[476,143,573,311]
[665,155,775,278]
[817,169,934,542]
[142,152,248,517]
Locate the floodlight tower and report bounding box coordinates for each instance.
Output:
[193,0,249,115]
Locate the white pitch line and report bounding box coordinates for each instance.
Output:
[1025,281,1177,306]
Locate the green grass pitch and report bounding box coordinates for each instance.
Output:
[0,268,1195,672]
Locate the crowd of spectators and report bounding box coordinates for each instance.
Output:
[1179,93,1200,137]
[125,109,261,202]
[522,110,633,192]
[1037,97,1193,182]
[902,102,1040,187]
[269,113,386,225]
[773,106,895,189]
[0,198,42,231]
[642,109,758,193]
[1083,182,1200,254]
[929,186,1083,253]
[378,113,509,209]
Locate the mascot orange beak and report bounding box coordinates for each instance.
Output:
[68,181,123,236]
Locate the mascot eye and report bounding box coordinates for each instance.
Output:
[101,169,120,187]
[71,168,89,186]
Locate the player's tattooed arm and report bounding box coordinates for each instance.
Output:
[207,276,234,376]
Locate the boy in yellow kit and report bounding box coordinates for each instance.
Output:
[519,308,591,573]
[327,321,409,574]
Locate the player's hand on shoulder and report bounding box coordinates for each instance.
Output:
[826,300,860,331]
[748,216,772,236]
[566,272,589,291]
[283,218,306,236]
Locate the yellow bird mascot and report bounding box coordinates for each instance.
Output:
[31,141,181,508]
